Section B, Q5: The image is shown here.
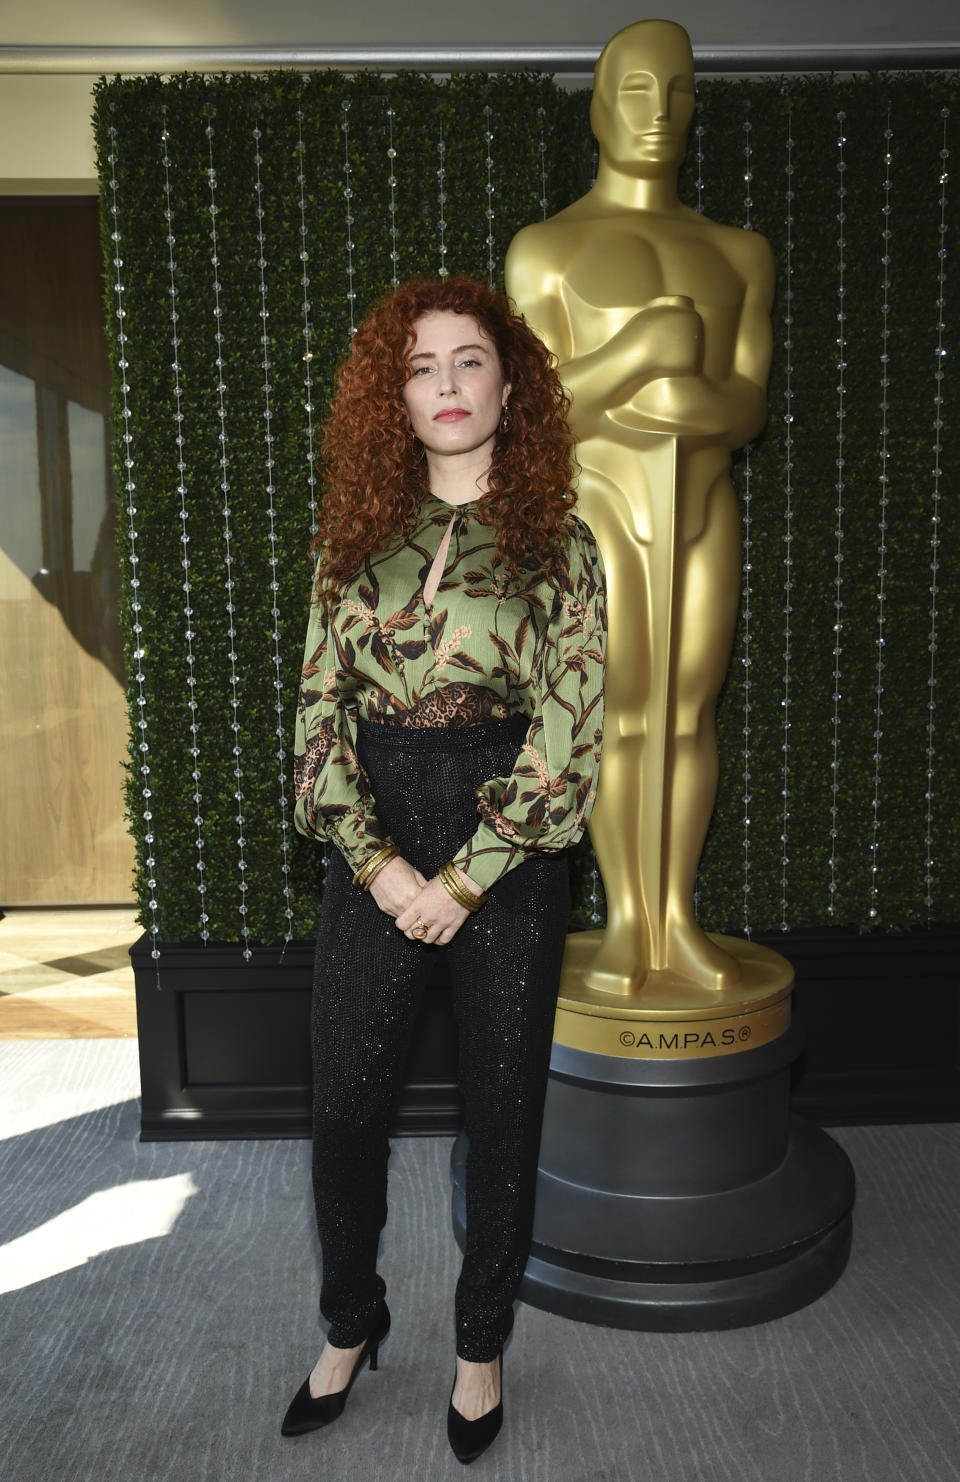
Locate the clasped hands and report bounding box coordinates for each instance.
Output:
[370,855,483,945]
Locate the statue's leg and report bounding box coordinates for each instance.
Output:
[575,467,655,993]
[663,470,742,989]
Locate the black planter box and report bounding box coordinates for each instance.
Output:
[131,927,960,1141]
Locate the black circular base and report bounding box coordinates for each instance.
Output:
[450,1025,856,1332]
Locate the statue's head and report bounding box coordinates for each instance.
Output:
[590,19,695,174]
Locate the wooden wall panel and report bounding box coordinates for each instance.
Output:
[0,198,134,904]
[0,550,134,901]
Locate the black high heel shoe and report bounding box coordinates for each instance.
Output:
[281,1301,390,1437]
[447,1352,504,1465]
[446,1314,513,1465]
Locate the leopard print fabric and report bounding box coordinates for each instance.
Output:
[365,682,510,729]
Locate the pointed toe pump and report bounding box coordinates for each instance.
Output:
[281,1301,391,1437]
[446,1357,504,1464]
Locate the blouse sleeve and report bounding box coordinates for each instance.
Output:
[450,517,607,893]
[293,586,394,875]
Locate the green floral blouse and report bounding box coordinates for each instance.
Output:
[293,490,607,892]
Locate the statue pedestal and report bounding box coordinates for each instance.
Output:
[451,933,855,1331]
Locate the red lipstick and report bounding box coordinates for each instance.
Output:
[434,408,470,421]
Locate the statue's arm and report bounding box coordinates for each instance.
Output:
[724,229,776,445]
[505,227,574,363]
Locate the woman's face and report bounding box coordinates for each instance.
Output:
[401,311,511,470]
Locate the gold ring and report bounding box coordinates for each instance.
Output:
[412,921,428,939]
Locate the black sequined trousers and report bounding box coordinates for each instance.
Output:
[310,715,570,1363]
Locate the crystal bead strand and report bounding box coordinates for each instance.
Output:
[252,117,294,949]
[341,99,357,339]
[386,105,400,289]
[295,97,326,897]
[868,106,894,923]
[694,123,705,213]
[161,106,208,945]
[206,119,252,961]
[296,100,318,535]
[436,114,448,279]
[483,103,496,286]
[779,113,795,933]
[537,103,549,219]
[588,857,601,929]
[740,116,754,938]
[827,113,848,919]
[924,109,949,916]
[106,116,161,979]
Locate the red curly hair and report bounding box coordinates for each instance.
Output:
[310,277,577,605]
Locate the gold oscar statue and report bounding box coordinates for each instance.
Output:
[506,18,793,1058]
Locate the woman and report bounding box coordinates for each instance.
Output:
[287,276,606,1463]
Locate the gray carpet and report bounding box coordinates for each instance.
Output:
[1,1040,958,1482]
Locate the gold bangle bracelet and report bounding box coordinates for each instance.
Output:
[446,880,485,911]
[438,861,486,912]
[354,850,397,890]
[446,861,486,905]
[359,854,396,890]
[438,869,476,911]
[352,844,399,890]
[358,846,399,888]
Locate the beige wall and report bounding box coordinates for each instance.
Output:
[2,0,957,191]
[0,75,101,190]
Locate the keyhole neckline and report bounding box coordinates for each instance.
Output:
[421,509,457,609]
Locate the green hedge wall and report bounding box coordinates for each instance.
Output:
[92,69,958,946]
